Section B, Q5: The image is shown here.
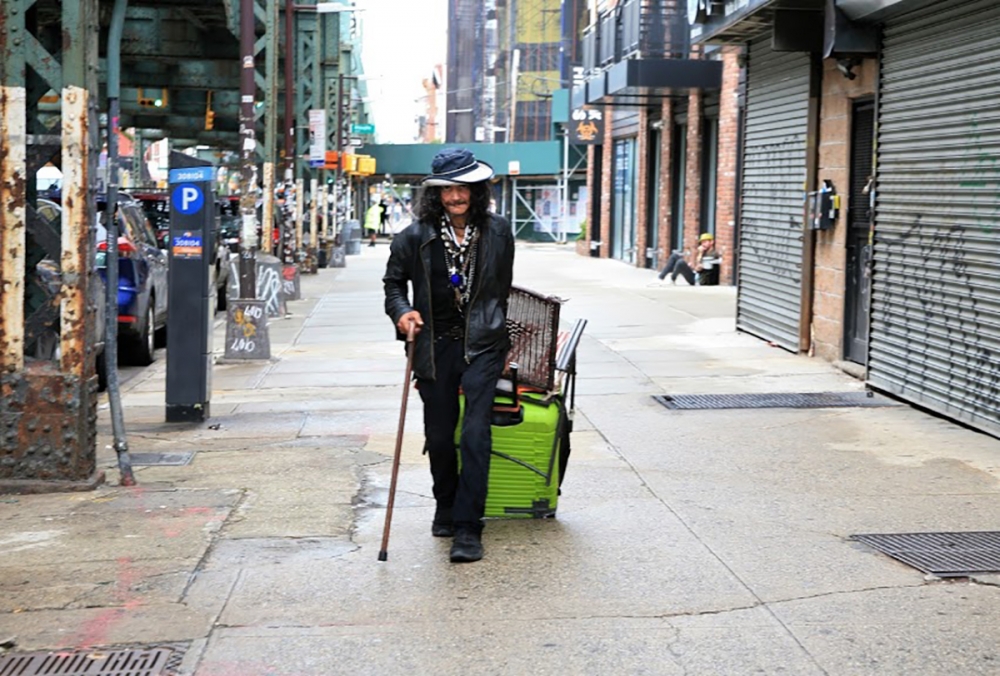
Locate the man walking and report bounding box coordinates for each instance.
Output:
[383,148,515,563]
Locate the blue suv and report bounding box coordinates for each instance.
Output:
[96,194,169,365]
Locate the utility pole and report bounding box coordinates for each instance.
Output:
[224,0,271,361]
[284,0,296,181]
[335,72,345,240]
[239,0,258,298]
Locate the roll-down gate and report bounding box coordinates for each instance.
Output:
[736,39,811,351]
[870,0,1000,436]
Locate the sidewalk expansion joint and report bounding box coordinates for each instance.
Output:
[178,490,249,603]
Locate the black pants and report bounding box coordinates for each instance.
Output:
[417,337,505,535]
[657,252,696,285]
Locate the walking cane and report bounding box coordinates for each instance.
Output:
[378,321,416,562]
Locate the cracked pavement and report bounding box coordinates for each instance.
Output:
[3,243,1000,675]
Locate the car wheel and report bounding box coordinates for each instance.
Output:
[128,304,156,366]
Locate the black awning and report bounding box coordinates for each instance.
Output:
[836,0,918,21]
[690,0,824,44]
[583,58,722,105]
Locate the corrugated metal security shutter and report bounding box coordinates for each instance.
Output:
[736,39,810,350]
[870,0,1000,436]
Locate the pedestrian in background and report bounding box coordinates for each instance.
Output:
[364,197,381,247]
[379,197,390,235]
[658,233,720,286]
[383,147,515,563]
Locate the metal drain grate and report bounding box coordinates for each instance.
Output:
[0,647,173,676]
[128,452,194,466]
[851,531,1000,577]
[653,392,898,410]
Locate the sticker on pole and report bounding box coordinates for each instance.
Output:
[172,183,204,215]
[171,232,203,259]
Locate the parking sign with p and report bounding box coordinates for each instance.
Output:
[172,184,204,215]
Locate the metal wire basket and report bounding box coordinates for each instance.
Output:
[504,285,562,392]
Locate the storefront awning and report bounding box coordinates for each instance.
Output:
[575,59,722,107]
[836,0,916,21]
[691,0,824,44]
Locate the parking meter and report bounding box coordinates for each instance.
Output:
[165,161,215,422]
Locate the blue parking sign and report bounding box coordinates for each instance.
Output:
[172,183,204,215]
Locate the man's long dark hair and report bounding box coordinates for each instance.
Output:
[415,182,492,226]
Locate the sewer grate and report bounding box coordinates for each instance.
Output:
[851,531,1000,577]
[0,647,174,676]
[128,452,194,466]
[653,391,898,410]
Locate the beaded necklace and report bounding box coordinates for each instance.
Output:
[441,216,479,311]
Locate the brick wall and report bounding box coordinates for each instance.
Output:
[658,98,674,262]
[811,58,877,362]
[599,105,613,259]
[635,107,650,267]
[683,90,703,256]
[715,46,741,285]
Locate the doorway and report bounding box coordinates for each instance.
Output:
[611,138,638,263]
[844,99,875,364]
[590,144,603,256]
[645,126,662,268]
[670,123,687,253]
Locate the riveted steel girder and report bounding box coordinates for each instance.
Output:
[295,5,319,182]
[0,0,103,490]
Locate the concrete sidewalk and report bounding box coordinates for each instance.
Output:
[3,242,1000,675]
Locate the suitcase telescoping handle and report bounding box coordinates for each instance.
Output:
[492,362,523,425]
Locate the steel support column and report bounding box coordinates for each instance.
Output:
[0,0,28,374]
[295,6,318,183]
[262,0,279,255]
[1,0,103,490]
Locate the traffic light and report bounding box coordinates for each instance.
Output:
[204,91,215,130]
[137,87,168,108]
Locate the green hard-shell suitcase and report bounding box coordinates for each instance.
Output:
[456,390,566,519]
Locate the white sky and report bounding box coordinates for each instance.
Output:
[357,0,448,144]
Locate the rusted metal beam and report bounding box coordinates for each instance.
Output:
[59,0,98,378]
[118,61,239,91]
[0,87,27,373]
[60,31,99,398]
[0,0,103,491]
[0,0,28,373]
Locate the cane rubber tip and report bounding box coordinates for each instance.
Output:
[378,551,388,562]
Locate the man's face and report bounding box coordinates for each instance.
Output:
[441,185,472,219]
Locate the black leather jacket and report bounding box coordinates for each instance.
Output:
[383,214,514,381]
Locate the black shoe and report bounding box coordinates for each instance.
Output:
[449,530,483,563]
[432,522,454,537]
[432,506,454,538]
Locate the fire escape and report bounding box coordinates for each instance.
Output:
[573,0,721,109]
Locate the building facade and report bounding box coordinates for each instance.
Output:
[446,0,587,144]
[694,0,1000,437]
[574,0,740,282]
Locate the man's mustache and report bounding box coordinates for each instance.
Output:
[444,201,468,207]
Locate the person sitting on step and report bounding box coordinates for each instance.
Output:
[657,233,720,286]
